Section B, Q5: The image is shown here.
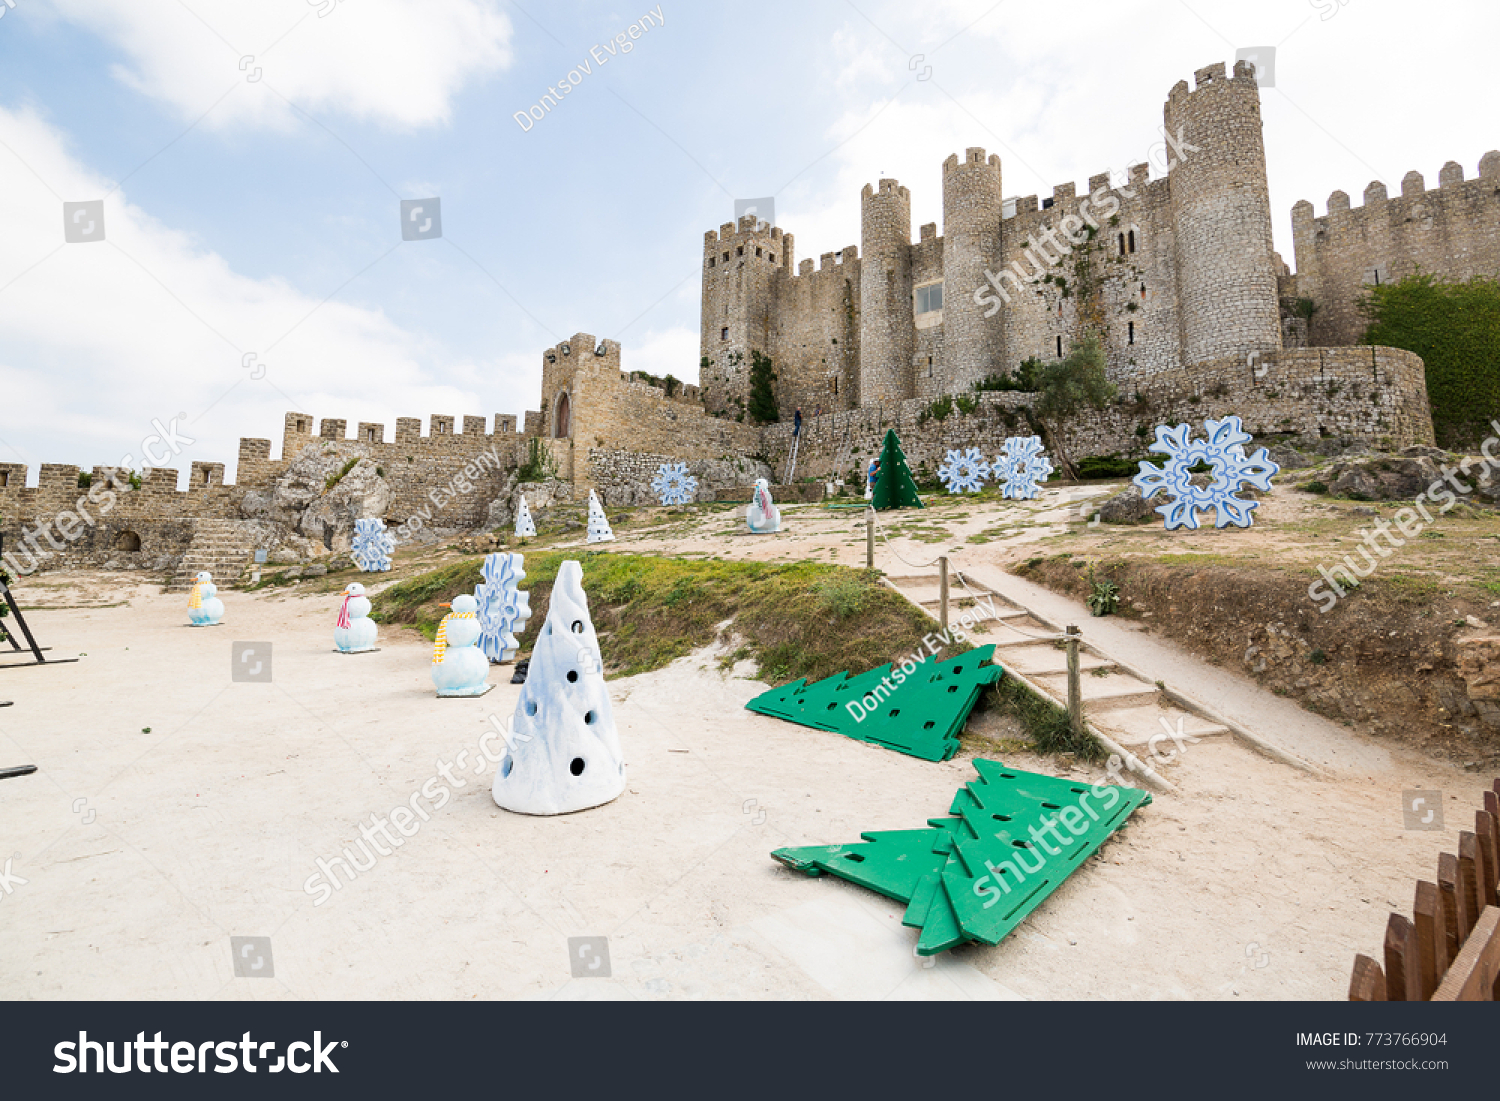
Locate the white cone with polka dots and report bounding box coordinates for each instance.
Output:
[492,559,625,815]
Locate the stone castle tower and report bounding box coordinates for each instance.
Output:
[700,60,1288,417]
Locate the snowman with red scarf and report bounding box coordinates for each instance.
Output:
[334,583,378,654]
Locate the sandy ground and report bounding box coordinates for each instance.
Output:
[1,493,1492,1000]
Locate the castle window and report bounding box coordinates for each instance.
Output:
[737,246,744,257]
[1118,234,1126,256]
[756,247,762,258]
[914,283,943,314]
[202,469,211,485]
[721,327,729,341]
[1128,321,1135,345]
[1056,336,1063,358]
[709,257,715,268]
[928,357,934,377]
[769,253,776,264]
[1042,198,1054,209]
[0,472,7,487]
[1128,229,1137,253]
[832,377,839,395]
[366,428,377,442]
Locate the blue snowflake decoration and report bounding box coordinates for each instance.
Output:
[351,518,395,572]
[475,552,531,663]
[994,436,1055,500]
[650,461,698,506]
[1132,416,1280,530]
[937,448,990,494]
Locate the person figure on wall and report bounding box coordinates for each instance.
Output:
[793,407,803,437]
[865,457,881,500]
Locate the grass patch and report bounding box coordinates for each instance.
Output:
[991,677,1104,762]
[369,551,938,682]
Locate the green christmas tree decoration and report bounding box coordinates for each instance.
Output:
[745,646,1002,762]
[871,428,925,510]
[771,759,1151,955]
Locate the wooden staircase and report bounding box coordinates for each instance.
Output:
[882,570,1266,791]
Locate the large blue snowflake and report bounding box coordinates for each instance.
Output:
[351,518,395,572]
[650,462,699,506]
[937,448,990,494]
[1132,415,1280,530]
[475,552,531,663]
[994,436,1055,500]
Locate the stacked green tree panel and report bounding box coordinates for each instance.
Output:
[745,646,1002,762]
[772,759,1151,954]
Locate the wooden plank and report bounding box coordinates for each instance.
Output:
[1460,832,1483,927]
[1349,954,1387,1001]
[1413,880,1447,1000]
[1383,913,1421,1001]
[1478,810,1500,909]
[1439,852,1469,958]
[1432,907,1500,1002]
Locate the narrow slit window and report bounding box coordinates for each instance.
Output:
[1128,229,1137,252]
[1056,335,1063,358]
[1128,321,1135,345]
[1118,234,1126,256]
[721,327,729,341]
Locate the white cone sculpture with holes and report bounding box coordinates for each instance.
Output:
[492,560,625,815]
[515,495,536,539]
[585,490,614,544]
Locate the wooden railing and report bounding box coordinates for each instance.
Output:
[1349,780,1500,1001]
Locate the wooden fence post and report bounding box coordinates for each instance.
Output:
[1065,625,1084,743]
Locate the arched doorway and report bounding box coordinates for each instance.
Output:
[554,391,571,438]
[114,530,142,552]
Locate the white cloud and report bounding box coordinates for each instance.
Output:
[0,105,529,483]
[621,326,700,385]
[47,0,514,129]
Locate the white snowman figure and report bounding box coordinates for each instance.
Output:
[585,490,615,544]
[188,571,224,626]
[746,478,782,534]
[334,582,378,653]
[492,560,625,815]
[515,495,537,539]
[431,594,491,697]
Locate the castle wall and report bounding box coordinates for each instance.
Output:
[859,180,916,404]
[940,148,1003,392]
[1165,61,1283,365]
[759,346,1432,482]
[1292,151,1500,347]
[700,216,790,416]
[768,248,861,417]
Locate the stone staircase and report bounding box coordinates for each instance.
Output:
[883,571,1244,791]
[166,519,259,592]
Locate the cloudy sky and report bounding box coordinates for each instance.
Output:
[0,0,1493,483]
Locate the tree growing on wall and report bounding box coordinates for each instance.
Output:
[1033,333,1117,480]
[747,351,780,424]
[1361,272,1500,448]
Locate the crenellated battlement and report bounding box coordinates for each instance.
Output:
[1291,151,1500,347]
[1294,152,1500,221]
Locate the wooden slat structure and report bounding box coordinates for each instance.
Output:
[1350,779,1500,1001]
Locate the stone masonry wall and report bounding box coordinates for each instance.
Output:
[1291,151,1500,347]
[759,346,1432,482]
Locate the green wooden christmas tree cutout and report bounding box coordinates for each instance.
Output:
[745,646,1002,761]
[870,428,925,510]
[771,759,1151,955]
